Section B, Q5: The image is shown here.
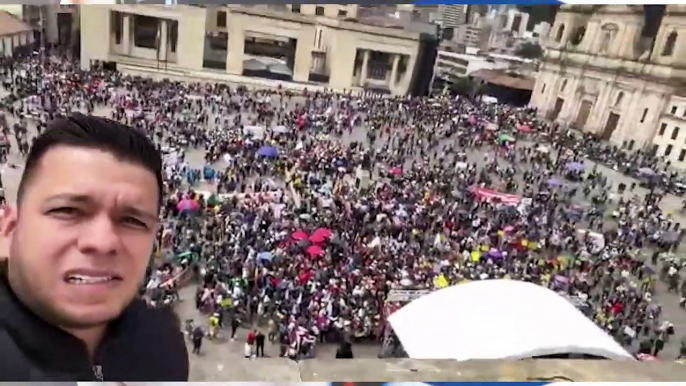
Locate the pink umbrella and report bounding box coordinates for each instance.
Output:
[177,199,199,212]
[291,230,308,241]
[306,244,324,256]
[312,227,333,238]
[517,124,531,133]
[390,166,402,176]
[309,233,326,244]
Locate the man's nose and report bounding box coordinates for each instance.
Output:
[77,214,119,256]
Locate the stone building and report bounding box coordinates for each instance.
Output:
[530,5,686,155]
[0,11,35,57]
[79,4,426,95]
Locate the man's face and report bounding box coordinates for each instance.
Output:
[6,146,159,329]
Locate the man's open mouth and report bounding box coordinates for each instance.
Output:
[63,271,123,284]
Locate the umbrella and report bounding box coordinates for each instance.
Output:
[517,124,531,133]
[207,194,220,206]
[306,244,324,256]
[497,134,515,143]
[547,178,563,187]
[565,162,584,171]
[488,248,503,258]
[291,230,308,241]
[256,146,278,158]
[638,167,655,176]
[177,199,198,212]
[309,233,327,244]
[536,145,549,153]
[273,125,290,134]
[390,166,403,176]
[257,251,274,262]
[312,227,333,238]
[554,274,569,283]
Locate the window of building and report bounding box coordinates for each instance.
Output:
[133,15,159,50]
[671,105,678,114]
[666,144,673,156]
[560,79,567,92]
[640,108,648,123]
[338,9,347,17]
[662,31,677,57]
[679,149,686,162]
[672,127,680,140]
[628,140,635,151]
[168,20,178,52]
[216,11,227,28]
[651,144,659,156]
[291,4,301,13]
[541,83,546,94]
[659,122,667,136]
[111,11,122,45]
[614,91,624,107]
[315,6,324,16]
[555,24,565,42]
[599,23,618,54]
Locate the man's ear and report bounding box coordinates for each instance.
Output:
[0,205,18,260]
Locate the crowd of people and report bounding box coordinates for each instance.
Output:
[1,52,686,363]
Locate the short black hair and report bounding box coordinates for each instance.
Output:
[17,113,163,207]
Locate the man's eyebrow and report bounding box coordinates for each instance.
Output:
[44,193,93,204]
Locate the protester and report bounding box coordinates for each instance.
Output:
[1,53,685,363]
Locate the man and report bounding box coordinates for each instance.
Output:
[0,114,189,380]
[255,329,265,357]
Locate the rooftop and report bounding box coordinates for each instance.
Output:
[470,68,536,91]
[0,11,33,37]
[189,359,686,382]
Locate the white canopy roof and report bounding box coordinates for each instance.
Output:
[388,279,634,361]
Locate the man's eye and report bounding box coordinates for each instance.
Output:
[48,207,81,217]
[123,217,148,229]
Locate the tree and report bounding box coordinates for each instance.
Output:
[515,42,544,59]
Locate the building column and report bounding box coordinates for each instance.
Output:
[360,49,370,86]
[122,14,131,56]
[390,54,400,86]
[159,19,168,62]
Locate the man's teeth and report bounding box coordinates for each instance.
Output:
[67,275,116,284]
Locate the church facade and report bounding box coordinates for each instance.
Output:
[530,5,686,156]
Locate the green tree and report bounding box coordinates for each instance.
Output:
[450,77,476,96]
[515,42,544,59]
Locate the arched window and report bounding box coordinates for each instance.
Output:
[599,23,618,54]
[614,91,624,107]
[571,26,586,45]
[662,31,678,56]
[555,24,565,42]
[560,79,568,92]
[541,83,546,93]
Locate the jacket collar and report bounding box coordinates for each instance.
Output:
[0,262,135,376]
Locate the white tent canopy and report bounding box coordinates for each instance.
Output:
[388,280,634,361]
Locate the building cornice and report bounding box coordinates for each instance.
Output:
[228,5,420,42]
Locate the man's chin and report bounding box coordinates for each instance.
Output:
[49,304,124,330]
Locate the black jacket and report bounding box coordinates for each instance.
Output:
[0,271,189,381]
